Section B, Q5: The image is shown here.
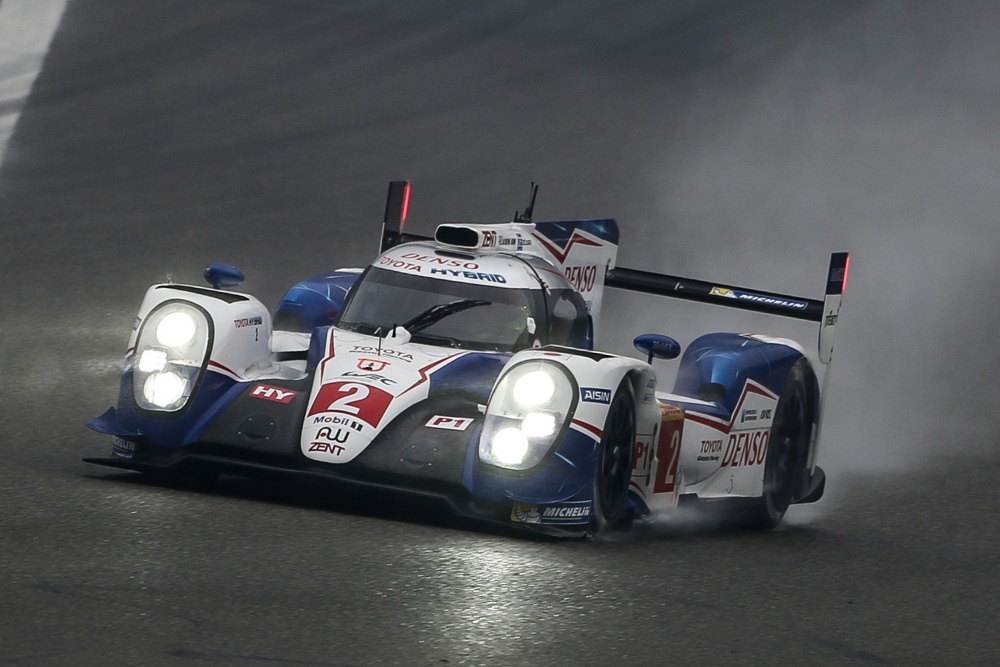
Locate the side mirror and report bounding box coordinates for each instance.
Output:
[204,263,245,289]
[633,333,681,363]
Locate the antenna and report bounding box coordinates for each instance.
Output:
[513,182,539,223]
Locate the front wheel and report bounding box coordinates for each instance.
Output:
[591,380,636,534]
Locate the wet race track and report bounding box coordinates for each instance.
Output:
[2,2,1000,665]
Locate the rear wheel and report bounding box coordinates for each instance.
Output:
[741,359,815,529]
[591,381,636,533]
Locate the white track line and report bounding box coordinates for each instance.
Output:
[0,0,68,165]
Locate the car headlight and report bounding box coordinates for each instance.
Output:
[132,302,211,412]
[155,311,198,347]
[479,361,577,470]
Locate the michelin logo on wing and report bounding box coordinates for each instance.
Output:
[710,287,808,311]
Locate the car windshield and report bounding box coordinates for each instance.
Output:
[339,267,540,352]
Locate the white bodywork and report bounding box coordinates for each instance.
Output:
[129,285,277,382]
[299,329,485,463]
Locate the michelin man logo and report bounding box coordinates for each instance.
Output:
[511,502,542,524]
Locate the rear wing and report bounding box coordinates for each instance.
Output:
[379,180,849,364]
[606,253,850,364]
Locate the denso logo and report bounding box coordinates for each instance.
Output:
[565,264,598,293]
[580,387,611,403]
[250,384,297,403]
[721,430,769,467]
[399,252,480,270]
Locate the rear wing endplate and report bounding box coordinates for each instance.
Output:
[380,180,428,252]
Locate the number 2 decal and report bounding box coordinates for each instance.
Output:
[307,381,394,427]
[653,420,682,494]
[326,383,370,415]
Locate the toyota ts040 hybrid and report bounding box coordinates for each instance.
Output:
[85,182,849,537]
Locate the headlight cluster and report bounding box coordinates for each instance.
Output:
[132,302,211,412]
[479,362,576,470]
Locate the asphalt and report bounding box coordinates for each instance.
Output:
[2,1,999,665]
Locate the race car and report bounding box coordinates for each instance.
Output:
[85,181,849,536]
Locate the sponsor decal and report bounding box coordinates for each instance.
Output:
[425,416,474,431]
[377,256,422,272]
[510,501,592,525]
[341,370,396,385]
[697,455,720,462]
[350,345,413,362]
[250,384,297,403]
[234,315,264,328]
[112,436,136,459]
[498,234,531,251]
[541,501,592,524]
[308,381,394,427]
[311,414,364,431]
[398,252,480,270]
[700,439,723,454]
[741,409,758,423]
[308,441,345,456]
[581,387,611,404]
[315,426,350,442]
[650,408,684,494]
[511,502,542,524]
[761,409,773,421]
[481,229,498,248]
[428,268,507,283]
[564,264,598,292]
[357,358,390,372]
[709,287,808,311]
[721,429,769,467]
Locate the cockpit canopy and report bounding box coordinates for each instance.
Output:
[338,245,591,352]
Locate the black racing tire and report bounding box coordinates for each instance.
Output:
[591,380,636,534]
[740,358,816,530]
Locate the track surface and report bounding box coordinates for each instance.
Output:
[2,2,999,665]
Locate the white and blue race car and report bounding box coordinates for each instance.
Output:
[85,182,849,536]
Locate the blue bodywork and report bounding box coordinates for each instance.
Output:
[272,270,361,332]
[673,333,807,414]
